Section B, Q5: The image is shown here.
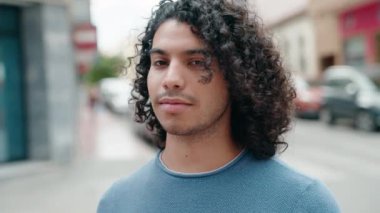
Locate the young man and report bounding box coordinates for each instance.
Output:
[98,0,340,212]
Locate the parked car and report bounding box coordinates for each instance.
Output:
[320,65,380,131]
[99,77,156,144]
[99,78,133,115]
[294,76,322,118]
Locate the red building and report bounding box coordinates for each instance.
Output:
[339,1,380,67]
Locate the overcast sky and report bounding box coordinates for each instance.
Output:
[90,0,306,55]
[91,0,159,55]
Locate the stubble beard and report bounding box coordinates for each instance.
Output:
[160,101,230,138]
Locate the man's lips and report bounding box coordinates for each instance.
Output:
[158,98,192,113]
[158,97,192,105]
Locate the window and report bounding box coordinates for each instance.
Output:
[345,14,356,29]
[344,37,365,68]
[326,78,353,89]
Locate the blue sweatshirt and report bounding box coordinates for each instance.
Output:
[98,150,340,212]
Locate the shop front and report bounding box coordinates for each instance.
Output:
[0,5,27,162]
[339,1,380,67]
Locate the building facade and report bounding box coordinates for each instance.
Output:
[0,0,79,163]
[253,0,320,80]
[270,11,319,80]
[339,0,380,67]
[309,0,375,76]
[254,0,376,80]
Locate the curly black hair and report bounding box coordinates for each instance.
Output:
[129,0,296,159]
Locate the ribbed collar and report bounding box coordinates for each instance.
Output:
[156,149,248,178]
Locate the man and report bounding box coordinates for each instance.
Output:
[98,0,340,212]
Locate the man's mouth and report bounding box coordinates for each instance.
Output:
[158,97,192,113]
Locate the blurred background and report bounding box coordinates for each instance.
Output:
[0,0,379,212]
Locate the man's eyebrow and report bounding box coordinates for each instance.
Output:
[149,48,211,56]
[184,48,211,56]
[149,48,166,55]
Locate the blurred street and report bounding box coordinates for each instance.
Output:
[0,104,379,212]
[0,102,156,213]
[282,118,380,213]
[1,0,379,212]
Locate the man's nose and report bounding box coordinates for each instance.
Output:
[162,61,185,90]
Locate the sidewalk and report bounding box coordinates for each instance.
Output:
[0,103,156,213]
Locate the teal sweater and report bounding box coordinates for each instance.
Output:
[98,150,340,212]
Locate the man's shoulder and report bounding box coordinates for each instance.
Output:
[249,157,325,192]
[241,155,315,186]
[261,157,316,185]
[242,155,316,185]
[246,157,340,212]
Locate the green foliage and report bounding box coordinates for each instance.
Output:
[84,55,125,85]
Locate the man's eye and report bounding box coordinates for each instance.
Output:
[189,60,206,67]
[152,60,168,67]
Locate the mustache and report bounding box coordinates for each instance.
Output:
[155,91,196,103]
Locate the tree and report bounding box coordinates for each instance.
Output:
[84,55,125,86]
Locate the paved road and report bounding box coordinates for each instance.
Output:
[281,118,380,213]
[0,107,378,212]
[0,106,156,213]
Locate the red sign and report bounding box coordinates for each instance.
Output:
[74,23,97,50]
[73,23,98,74]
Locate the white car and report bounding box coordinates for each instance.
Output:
[99,78,133,115]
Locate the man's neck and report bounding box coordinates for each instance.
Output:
[161,128,242,173]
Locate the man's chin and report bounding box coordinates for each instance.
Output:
[165,128,190,136]
[163,126,196,136]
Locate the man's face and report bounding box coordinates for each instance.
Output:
[147,19,231,136]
